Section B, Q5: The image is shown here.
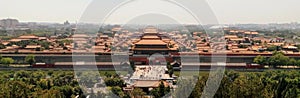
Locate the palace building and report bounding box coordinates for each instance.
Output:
[130,27,179,65]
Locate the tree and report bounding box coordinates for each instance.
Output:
[0,43,6,49]
[0,57,14,66]
[169,43,174,48]
[296,60,300,68]
[35,47,42,51]
[238,44,248,48]
[25,54,35,65]
[132,88,145,98]
[267,45,281,51]
[39,41,50,49]
[40,89,64,98]
[104,77,125,87]
[111,86,125,97]
[225,45,229,50]
[3,81,31,98]
[288,58,297,67]
[167,62,174,77]
[158,81,166,97]
[63,46,68,50]
[157,81,171,97]
[268,51,289,68]
[202,39,207,42]
[253,55,267,66]
[104,43,108,48]
[150,88,160,98]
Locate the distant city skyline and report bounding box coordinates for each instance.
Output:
[0,0,300,24]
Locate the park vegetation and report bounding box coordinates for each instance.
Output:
[188,70,300,98]
[0,55,36,66]
[0,55,14,66]
[8,40,51,50]
[0,70,299,98]
[254,51,300,68]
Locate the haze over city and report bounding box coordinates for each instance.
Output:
[0,0,299,24]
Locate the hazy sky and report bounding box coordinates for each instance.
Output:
[0,0,299,24]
